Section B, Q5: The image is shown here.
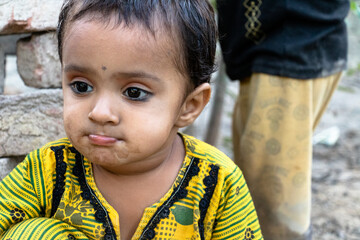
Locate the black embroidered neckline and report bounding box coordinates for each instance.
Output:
[51,144,219,240]
[50,146,67,217]
[139,157,200,240]
[198,164,219,240]
[69,147,116,240]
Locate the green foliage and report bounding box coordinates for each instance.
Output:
[351,1,358,11]
[350,0,360,17]
[346,63,360,76]
[209,0,216,9]
[337,85,356,93]
[222,136,233,153]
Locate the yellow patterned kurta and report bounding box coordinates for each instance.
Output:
[0,134,262,240]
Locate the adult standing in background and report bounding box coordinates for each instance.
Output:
[216,0,349,239]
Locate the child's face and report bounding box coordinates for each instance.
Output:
[61,18,188,174]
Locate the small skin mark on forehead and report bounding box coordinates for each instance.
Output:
[102,65,107,71]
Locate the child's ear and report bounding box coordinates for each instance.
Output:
[175,83,211,128]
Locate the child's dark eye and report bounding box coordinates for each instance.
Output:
[123,87,151,101]
[70,81,93,94]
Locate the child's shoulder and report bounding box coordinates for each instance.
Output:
[41,138,72,150]
[27,138,73,163]
[180,133,237,172]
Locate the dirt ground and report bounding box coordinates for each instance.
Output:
[311,73,360,240]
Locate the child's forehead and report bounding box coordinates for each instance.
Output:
[68,15,180,56]
[70,12,176,44]
[64,16,186,78]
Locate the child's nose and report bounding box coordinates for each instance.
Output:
[88,96,120,125]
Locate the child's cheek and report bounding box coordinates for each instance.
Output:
[63,119,75,142]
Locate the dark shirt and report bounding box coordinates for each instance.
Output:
[217,0,350,80]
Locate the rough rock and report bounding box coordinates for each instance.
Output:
[0,34,33,94]
[0,157,23,180]
[0,89,66,157]
[17,32,61,88]
[0,47,4,93]
[0,0,64,35]
[0,34,28,55]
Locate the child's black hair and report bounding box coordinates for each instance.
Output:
[57,0,217,89]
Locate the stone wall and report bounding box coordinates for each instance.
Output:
[0,0,65,179]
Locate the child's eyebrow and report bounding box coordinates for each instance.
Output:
[63,64,96,75]
[63,64,161,82]
[111,71,161,82]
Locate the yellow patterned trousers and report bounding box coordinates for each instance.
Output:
[232,72,341,240]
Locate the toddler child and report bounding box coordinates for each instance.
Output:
[0,0,262,239]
